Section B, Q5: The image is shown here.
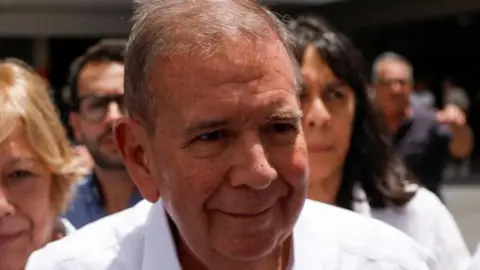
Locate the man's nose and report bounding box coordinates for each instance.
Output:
[390,82,404,94]
[0,186,14,218]
[229,137,278,190]
[104,102,123,122]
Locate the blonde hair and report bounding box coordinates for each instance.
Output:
[0,59,86,214]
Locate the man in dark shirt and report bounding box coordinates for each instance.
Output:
[371,52,473,198]
[65,40,142,228]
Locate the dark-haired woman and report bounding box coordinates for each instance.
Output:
[289,16,470,270]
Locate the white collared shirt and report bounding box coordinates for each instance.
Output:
[26,199,434,270]
[353,186,470,270]
[60,218,76,236]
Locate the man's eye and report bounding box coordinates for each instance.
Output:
[271,123,298,134]
[196,130,226,142]
[187,130,230,158]
[263,122,299,145]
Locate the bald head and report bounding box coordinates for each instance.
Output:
[372,52,413,84]
[371,52,413,117]
[125,0,298,131]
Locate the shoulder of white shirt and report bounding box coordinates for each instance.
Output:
[469,245,480,270]
[353,183,443,214]
[369,186,450,220]
[26,200,153,269]
[400,186,446,214]
[27,199,432,269]
[298,199,433,268]
[354,184,471,270]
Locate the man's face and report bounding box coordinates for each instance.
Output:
[373,60,413,117]
[70,61,125,170]
[120,37,308,268]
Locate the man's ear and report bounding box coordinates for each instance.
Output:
[69,112,83,143]
[114,118,159,203]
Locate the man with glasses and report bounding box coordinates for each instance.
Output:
[65,39,142,228]
[371,52,473,200]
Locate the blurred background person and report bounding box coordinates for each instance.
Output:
[410,77,436,109]
[443,77,470,113]
[442,77,472,180]
[371,52,473,200]
[0,59,85,270]
[289,16,471,270]
[64,39,141,229]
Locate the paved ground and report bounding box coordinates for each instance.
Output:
[444,184,480,253]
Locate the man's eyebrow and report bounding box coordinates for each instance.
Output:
[183,118,229,136]
[267,109,303,121]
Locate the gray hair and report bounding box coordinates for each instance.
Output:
[125,0,300,131]
[371,52,414,83]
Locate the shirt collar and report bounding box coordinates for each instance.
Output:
[86,174,101,205]
[393,108,416,142]
[142,200,181,270]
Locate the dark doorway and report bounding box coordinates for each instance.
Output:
[49,38,101,139]
[0,38,33,64]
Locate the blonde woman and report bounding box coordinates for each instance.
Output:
[0,59,85,270]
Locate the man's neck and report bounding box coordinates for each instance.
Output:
[384,106,411,135]
[94,166,136,214]
[177,234,292,270]
[308,171,343,205]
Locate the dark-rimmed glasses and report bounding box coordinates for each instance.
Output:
[78,94,125,123]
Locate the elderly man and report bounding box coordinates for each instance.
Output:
[371,52,473,199]
[26,1,433,269]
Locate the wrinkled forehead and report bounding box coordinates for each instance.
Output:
[149,37,295,95]
[144,40,297,127]
[376,60,411,80]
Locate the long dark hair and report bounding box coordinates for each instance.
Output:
[288,15,416,209]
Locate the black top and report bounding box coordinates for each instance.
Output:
[393,108,452,197]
